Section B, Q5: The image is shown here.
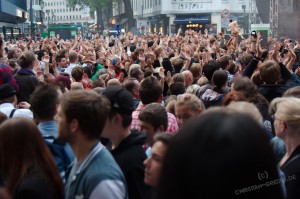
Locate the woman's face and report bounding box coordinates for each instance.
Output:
[144,141,168,187]
[175,105,199,128]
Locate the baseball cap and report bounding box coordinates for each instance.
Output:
[0,83,17,98]
[102,85,134,115]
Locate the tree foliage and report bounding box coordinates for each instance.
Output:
[66,0,136,32]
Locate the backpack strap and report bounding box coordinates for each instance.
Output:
[9,109,17,118]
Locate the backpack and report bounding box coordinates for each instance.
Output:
[44,136,72,183]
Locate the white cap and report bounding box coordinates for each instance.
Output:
[121,29,125,33]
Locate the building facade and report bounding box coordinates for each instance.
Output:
[112,0,252,34]
[131,0,251,35]
[42,0,95,26]
[0,0,27,39]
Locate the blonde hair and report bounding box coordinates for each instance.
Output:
[269,97,300,130]
[176,93,205,112]
[227,101,263,125]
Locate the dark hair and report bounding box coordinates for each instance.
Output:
[202,60,220,81]
[217,55,230,70]
[139,76,162,104]
[130,68,143,79]
[212,70,227,92]
[153,133,173,146]
[0,118,64,198]
[232,77,257,99]
[18,51,36,68]
[123,78,138,93]
[30,85,59,120]
[156,110,284,199]
[71,66,84,82]
[138,103,168,131]
[60,91,110,140]
[0,112,7,125]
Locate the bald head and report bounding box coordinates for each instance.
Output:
[182,70,193,87]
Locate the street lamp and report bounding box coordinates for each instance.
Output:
[46,9,50,37]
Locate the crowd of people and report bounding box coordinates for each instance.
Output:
[0,25,300,199]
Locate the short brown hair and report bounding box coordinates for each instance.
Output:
[139,103,168,131]
[71,66,84,82]
[259,60,280,84]
[139,76,162,104]
[18,51,36,68]
[60,91,110,140]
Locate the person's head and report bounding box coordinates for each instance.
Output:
[70,82,84,90]
[0,118,64,197]
[71,66,84,82]
[54,75,71,92]
[182,70,193,87]
[55,91,110,142]
[101,86,134,138]
[217,55,230,70]
[18,50,37,69]
[169,82,185,96]
[56,55,68,68]
[92,78,106,89]
[269,97,300,139]
[68,52,78,64]
[139,76,162,105]
[30,85,60,121]
[156,109,284,199]
[259,60,281,84]
[172,58,184,72]
[283,86,300,98]
[138,103,168,145]
[0,83,17,105]
[107,78,121,87]
[227,101,263,125]
[189,63,202,79]
[175,93,205,128]
[212,70,228,92]
[240,54,253,70]
[171,73,185,84]
[130,67,144,82]
[202,60,220,81]
[123,78,140,99]
[144,133,172,188]
[221,91,247,106]
[231,77,257,99]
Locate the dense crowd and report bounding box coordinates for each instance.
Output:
[0,24,300,199]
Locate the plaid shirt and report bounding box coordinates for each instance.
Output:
[131,103,179,135]
[0,63,19,91]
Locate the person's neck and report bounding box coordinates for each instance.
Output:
[71,136,98,163]
[110,127,131,150]
[284,134,300,158]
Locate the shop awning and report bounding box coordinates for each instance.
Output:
[173,16,209,24]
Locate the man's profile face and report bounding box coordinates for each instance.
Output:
[55,104,71,141]
[139,120,156,145]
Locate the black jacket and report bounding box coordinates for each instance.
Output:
[280,146,300,199]
[243,59,298,102]
[14,70,39,103]
[111,130,153,199]
[15,167,63,199]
